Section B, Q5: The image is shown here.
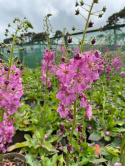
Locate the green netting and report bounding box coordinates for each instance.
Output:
[1,24,125,68]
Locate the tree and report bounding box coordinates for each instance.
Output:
[54,30,63,44]
[4,37,13,44]
[104,7,125,27]
[23,32,36,42]
[54,30,63,38]
[32,32,48,43]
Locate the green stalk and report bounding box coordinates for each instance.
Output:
[79,0,95,54]
[5,29,18,90]
[43,70,48,135]
[1,108,4,122]
[99,74,106,130]
[66,100,77,166]
[1,28,19,122]
[82,110,86,141]
[121,140,125,165]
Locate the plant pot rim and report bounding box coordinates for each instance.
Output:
[0,152,26,163]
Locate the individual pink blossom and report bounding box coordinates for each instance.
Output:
[105,131,110,136]
[87,125,92,130]
[85,104,92,120]
[73,73,89,93]
[56,63,75,85]
[105,47,109,52]
[114,163,121,166]
[57,102,69,118]
[118,134,122,140]
[114,44,119,50]
[79,94,87,107]
[56,86,76,107]
[120,72,125,76]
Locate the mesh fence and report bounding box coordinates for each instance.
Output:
[1,24,125,68]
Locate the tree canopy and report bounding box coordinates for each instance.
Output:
[104,7,125,27]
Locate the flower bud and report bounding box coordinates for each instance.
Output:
[68,37,72,43]
[7,49,10,54]
[45,135,48,140]
[12,87,15,91]
[98,13,103,18]
[94,0,98,3]
[8,23,11,27]
[0,52,3,56]
[80,0,84,6]
[56,160,60,166]
[91,38,96,44]
[21,65,23,70]
[16,41,19,45]
[67,143,72,154]
[102,6,106,12]
[74,156,78,163]
[4,66,8,71]
[88,20,94,28]
[105,131,110,136]
[118,134,122,140]
[72,26,75,31]
[17,60,21,64]
[4,80,9,85]
[5,29,8,32]
[74,53,81,60]
[75,1,79,7]
[75,9,79,15]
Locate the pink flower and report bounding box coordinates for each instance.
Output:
[57,102,69,118]
[111,57,123,71]
[105,47,109,52]
[118,134,122,140]
[114,44,119,50]
[56,87,76,107]
[120,72,125,76]
[114,163,121,166]
[105,131,110,136]
[73,73,89,93]
[56,63,75,85]
[87,125,92,130]
[85,104,92,120]
[79,94,87,107]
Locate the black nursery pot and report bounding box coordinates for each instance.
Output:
[0,152,26,166]
[12,130,32,144]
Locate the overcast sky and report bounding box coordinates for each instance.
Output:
[0,0,125,42]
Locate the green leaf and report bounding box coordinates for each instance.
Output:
[26,154,41,166]
[7,141,29,152]
[88,131,102,141]
[89,157,107,163]
[101,147,119,157]
[104,135,111,141]
[78,157,89,165]
[24,134,31,142]
[42,141,58,153]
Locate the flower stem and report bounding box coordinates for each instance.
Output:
[66,100,77,166]
[79,0,94,54]
[5,29,18,91]
[2,28,19,122]
[1,108,4,122]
